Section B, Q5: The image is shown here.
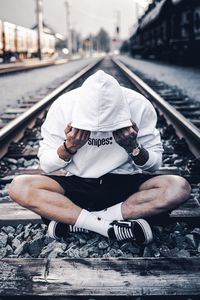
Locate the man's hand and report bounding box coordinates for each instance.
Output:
[113,121,139,153]
[64,122,90,152]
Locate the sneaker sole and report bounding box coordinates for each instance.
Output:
[135,219,153,244]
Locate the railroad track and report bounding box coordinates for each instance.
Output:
[0,56,200,298]
[117,57,200,132]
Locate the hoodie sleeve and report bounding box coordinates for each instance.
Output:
[38,98,71,173]
[133,101,163,171]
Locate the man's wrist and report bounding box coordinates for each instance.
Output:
[129,146,149,166]
[57,144,73,162]
[63,140,77,155]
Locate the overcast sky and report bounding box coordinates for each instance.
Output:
[0,0,149,39]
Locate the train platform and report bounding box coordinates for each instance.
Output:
[0,54,69,75]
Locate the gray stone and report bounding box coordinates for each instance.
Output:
[102,253,111,258]
[64,248,76,258]
[16,224,23,234]
[24,160,34,167]
[123,253,134,258]
[128,244,140,255]
[40,223,47,230]
[198,242,200,253]
[43,236,54,245]
[191,228,200,238]
[0,232,8,248]
[0,189,9,197]
[24,228,31,239]
[174,159,183,166]
[79,236,87,245]
[1,226,15,235]
[7,232,15,244]
[0,248,7,258]
[1,196,11,202]
[143,247,152,257]
[21,253,32,258]
[56,242,67,251]
[174,223,183,233]
[109,248,124,257]
[40,240,59,258]
[40,246,54,258]
[98,240,109,250]
[89,252,99,258]
[176,249,190,258]
[172,232,185,249]
[14,241,27,256]
[72,249,80,258]
[28,237,44,257]
[160,245,171,257]
[185,234,196,248]
[169,247,180,257]
[153,226,163,235]
[12,237,21,249]
[79,248,89,258]
[120,242,131,252]
[5,244,13,255]
[5,158,18,164]
[17,158,25,166]
[7,254,18,258]
[48,245,65,258]
[32,230,43,240]
[10,165,17,171]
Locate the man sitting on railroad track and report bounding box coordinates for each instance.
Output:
[9,70,191,245]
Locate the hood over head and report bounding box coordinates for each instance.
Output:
[71,70,132,131]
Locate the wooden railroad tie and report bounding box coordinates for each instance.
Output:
[0,258,200,296]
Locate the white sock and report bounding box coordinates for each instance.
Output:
[75,209,111,237]
[92,202,123,221]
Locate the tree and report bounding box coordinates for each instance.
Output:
[96,28,111,53]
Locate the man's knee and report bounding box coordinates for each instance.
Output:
[161,175,191,209]
[8,175,36,207]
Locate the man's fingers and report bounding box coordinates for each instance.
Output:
[64,122,72,135]
[131,120,139,132]
[82,130,90,140]
[74,129,90,140]
[68,127,78,138]
[113,130,121,141]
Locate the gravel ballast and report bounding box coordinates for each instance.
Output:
[0,222,200,259]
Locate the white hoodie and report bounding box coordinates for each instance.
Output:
[38,70,163,178]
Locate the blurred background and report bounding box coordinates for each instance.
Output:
[1,0,200,111]
[0,0,200,63]
[0,0,154,61]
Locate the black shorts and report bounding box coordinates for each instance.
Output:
[44,173,157,211]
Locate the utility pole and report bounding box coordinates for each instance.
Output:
[65,1,72,56]
[115,10,121,41]
[113,10,121,52]
[36,0,43,60]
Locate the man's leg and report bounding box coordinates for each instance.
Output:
[93,175,191,221]
[9,174,82,224]
[121,175,191,219]
[8,175,111,237]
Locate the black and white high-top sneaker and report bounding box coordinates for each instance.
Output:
[108,219,153,245]
[48,220,88,240]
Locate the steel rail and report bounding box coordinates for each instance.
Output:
[112,57,200,159]
[0,58,103,158]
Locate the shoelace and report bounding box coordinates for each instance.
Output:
[69,225,88,233]
[113,223,135,241]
